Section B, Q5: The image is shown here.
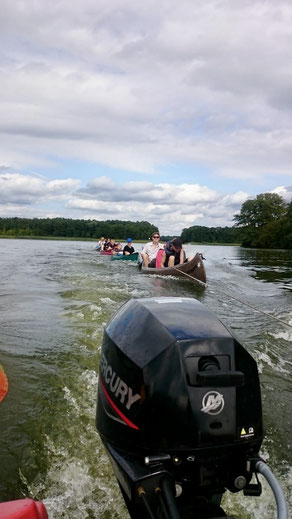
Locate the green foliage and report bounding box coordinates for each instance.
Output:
[233,193,286,228]
[233,193,292,249]
[0,218,158,241]
[181,225,240,244]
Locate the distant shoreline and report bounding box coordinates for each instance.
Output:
[0,235,240,246]
[0,235,98,242]
[0,235,146,243]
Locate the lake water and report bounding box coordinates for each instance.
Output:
[0,239,291,519]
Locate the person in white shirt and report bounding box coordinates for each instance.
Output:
[97,237,105,250]
[141,232,162,267]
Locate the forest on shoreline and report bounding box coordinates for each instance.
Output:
[0,217,239,244]
[0,192,291,248]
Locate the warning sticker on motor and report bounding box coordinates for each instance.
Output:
[240,426,255,439]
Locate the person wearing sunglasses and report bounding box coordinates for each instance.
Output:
[141,232,162,267]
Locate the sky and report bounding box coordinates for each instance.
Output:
[1,0,292,235]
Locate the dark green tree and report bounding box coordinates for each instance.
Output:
[233,192,291,248]
[233,193,286,228]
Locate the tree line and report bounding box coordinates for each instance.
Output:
[0,217,240,243]
[0,217,158,241]
[181,225,240,244]
[0,192,291,248]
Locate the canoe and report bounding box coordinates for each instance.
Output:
[100,250,114,256]
[140,252,206,284]
[111,252,139,261]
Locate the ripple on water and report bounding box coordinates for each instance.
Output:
[0,240,291,517]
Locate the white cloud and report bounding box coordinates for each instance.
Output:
[47,179,81,194]
[0,0,292,182]
[0,172,80,205]
[78,178,219,205]
[0,171,250,234]
[0,0,292,231]
[270,185,292,202]
[67,176,249,233]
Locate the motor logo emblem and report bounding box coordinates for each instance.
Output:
[201,391,224,415]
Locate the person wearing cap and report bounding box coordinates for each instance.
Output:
[160,237,186,268]
[123,238,135,255]
[141,232,162,267]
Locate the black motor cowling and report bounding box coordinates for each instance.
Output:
[96,297,265,519]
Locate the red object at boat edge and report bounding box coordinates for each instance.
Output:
[0,499,48,519]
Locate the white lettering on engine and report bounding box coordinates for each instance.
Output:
[100,353,141,410]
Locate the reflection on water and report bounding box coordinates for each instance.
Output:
[0,239,291,519]
[236,248,292,287]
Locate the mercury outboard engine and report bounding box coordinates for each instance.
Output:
[96,297,287,519]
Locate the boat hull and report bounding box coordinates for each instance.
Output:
[111,252,139,261]
[140,252,206,284]
[100,250,113,256]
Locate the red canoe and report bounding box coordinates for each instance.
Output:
[100,250,113,255]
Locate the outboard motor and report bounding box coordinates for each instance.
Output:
[96,297,287,519]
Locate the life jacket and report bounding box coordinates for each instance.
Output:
[164,241,185,267]
[155,249,164,268]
